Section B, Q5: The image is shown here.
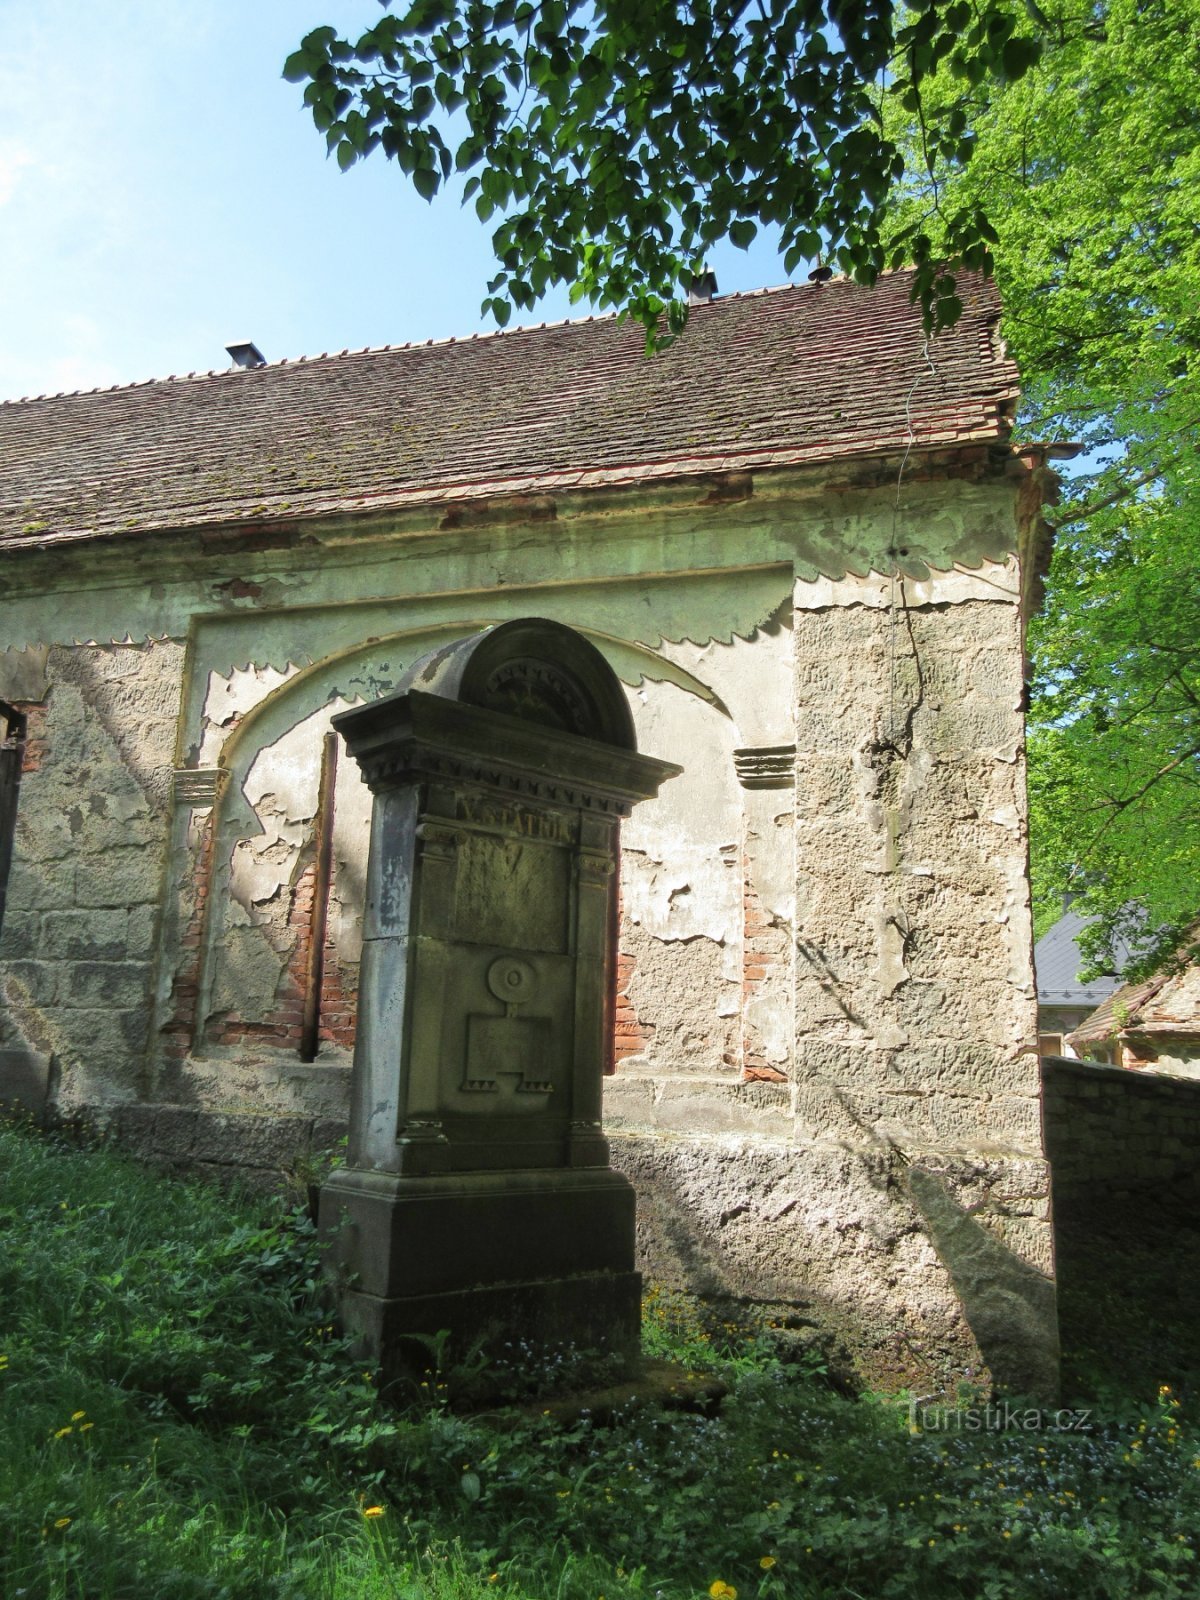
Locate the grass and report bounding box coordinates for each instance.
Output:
[2,1119,1199,1599]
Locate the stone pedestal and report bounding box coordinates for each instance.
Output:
[318,620,678,1376]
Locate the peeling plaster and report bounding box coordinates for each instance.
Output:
[0,466,1058,1395]
[793,558,1019,610]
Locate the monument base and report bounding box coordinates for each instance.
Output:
[319,1165,642,1386]
[341,1271,642,1390]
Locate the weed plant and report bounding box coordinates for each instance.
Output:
[2,1121,1199,1599]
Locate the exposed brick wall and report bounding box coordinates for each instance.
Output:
[14,702,47,775]
[318,929,358,1050]
[613,947,655,1066]
[210,857,358,1055]
[742,864,788,1082]
[1042,1055,1200,1201]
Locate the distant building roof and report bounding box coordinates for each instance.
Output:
[1034,909,1129,1008]
[1069,939,1200,1049]
[0,269,1018,549]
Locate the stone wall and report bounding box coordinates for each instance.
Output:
[1042,1055,1200,1202]
[0,642,184,1106]
[0,465,1057,1395]
[605,574,1055,1398]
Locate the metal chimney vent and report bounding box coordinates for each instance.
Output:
[226,340,266,370]
[688,269,718,306]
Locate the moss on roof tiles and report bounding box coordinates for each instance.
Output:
[0,271,1017,546]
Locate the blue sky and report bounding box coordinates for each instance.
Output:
[0,0,792,403]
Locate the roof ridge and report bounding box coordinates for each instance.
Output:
[0,273,907,408]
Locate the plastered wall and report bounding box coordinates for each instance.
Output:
[0,465,1056,1394]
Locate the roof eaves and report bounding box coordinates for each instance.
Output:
[1,431,1010,552]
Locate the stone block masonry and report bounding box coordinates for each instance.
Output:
[0,559,1057,1397]
[0,642,185,1106]
[1042,1055,1200,1202]
[0,272,1063,1395]
[603,576,1055,1398]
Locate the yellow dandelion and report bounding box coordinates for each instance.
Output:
[488,1576,500,1585]
[709,1584,738,1600]
[759,1556,777,1570]
[362,1505,384,1519]
[71,1411,86,1421]
[80,1422,94,1433]
[54,1517,71,1529]
[53,1427,72,1439]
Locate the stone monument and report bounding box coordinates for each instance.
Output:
[319,619,680,1380]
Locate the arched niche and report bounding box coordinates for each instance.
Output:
[186,623,732,1061]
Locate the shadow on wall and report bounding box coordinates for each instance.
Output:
[904,1164,1058,1401]
[612,1135,1058,1402]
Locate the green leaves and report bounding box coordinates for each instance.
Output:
[882,0,1200,972]
[284,0,1046,340]
[412,166,440,200]
[1000,33,1040,80]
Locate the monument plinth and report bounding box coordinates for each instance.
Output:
[319,620,680,1377]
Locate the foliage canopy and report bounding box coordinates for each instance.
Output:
[284,0,1042,337]
[287,0,1200,979]
[883,0,1200,976]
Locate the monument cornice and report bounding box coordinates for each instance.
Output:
[335,690,680,814]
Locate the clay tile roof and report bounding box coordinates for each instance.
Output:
[0,269,1018,548]
[1068,975,1171,1046]
[1070,961,1200,1047]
